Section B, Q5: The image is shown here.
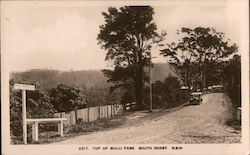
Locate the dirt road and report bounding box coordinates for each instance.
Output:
[54,93,241,144]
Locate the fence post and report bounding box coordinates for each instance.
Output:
[87,107,89,122]
[72,111,76,125]
[70,112,72,124]
[58,120,64,136]
[111,105,113,117]
[99,106,101,119]
[107,105,109,118]
[112,105,114,116]
[32,122,38,141]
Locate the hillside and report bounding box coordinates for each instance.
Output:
[151,63,176,82]
[10,63,175,90]
[10,69,109,90]
[10,63,175,106]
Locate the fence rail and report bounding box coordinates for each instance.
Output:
[55,104,123,125]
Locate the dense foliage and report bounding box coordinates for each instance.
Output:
[49,84,87,112]
[143,76,190,109]
[98,6,166,110]
[9,80,56,143]
[160,27,238,90]
[11,64,173,107]
[9,79,89,143]
[223,55,241,107]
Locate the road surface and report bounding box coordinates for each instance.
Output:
[54,93,241,144]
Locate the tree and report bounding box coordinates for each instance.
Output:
[26,89,55,119]
[49,84,87,123]
[98,6,165,109]
[223,55,241,106]
[10,80,23,141]
[49,84,87,113]
[160,27,238,89]
[143,76,189,108]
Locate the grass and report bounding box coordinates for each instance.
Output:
[26,115,126,144]
[10,115,126,144]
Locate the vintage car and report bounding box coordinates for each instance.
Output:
[189,92,203,105]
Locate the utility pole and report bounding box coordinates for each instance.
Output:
[149,53,157,112]
[149,53,152,112]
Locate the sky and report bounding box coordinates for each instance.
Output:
[1,1,246,72]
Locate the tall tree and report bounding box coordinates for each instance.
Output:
[160,27,238,89]
[98,6,165,109]
[223,55,241,106]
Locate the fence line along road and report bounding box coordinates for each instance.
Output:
[55,104,123,125]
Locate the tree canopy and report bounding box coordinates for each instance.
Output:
[143,76,190,109]
[98,6,166,109]
[49,84,87,112]
[160,27,238,89]
[223,55,241,106]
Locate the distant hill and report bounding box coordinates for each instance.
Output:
[10,63,176,106]
[151,63,176,82]
[10,69,109,90]
[10,63,176,90]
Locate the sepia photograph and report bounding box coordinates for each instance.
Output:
[1,0,249,154]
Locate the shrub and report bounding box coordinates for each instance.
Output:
[9,80,56,144]
[143,76,190,109]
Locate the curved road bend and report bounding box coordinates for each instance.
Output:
[53,93,241,144]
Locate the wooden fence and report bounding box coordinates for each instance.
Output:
[55,104,123,125]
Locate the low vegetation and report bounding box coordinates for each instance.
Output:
[143,76,190,109]
[18,116,124,144]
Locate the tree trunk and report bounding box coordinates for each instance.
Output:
[231,74,235,88]
[134,49,144,110]
[134,66,144,110]
[74,109,78,124]
[186,63,191,90]
[202,54,207,90]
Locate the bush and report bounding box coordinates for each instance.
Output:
[143,76,190,109]
[223,55,241,107]
[49,84,87,113]
[9,80,56,144]
[38,123,58,133]
[228,86,241,107]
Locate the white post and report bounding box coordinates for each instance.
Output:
[58,121,64,136]
[14,83,35,144]
[87,107,89,122]
[32,122,39,141]
[22,90,27,144]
